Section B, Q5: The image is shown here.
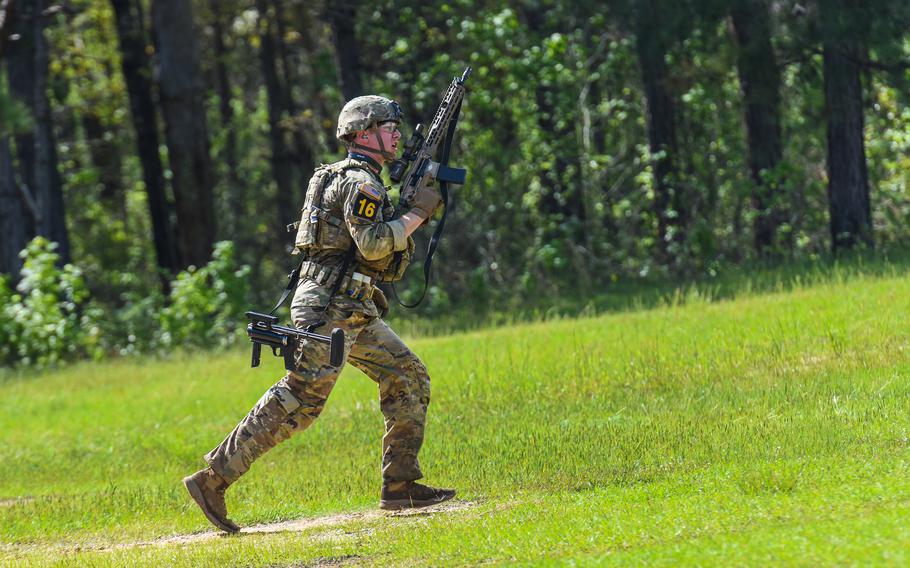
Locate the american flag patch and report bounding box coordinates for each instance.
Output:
[358,182,383,201]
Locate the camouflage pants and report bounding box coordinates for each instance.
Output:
[205,305,431,484]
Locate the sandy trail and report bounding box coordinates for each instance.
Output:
[0,497,33,507]
[103,499,477,551]
[0,498,480,562]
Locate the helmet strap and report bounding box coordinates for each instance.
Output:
[350,126,396,161]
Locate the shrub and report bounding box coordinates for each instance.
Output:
[0,239,252,369]
[85,288,166,358]
[0,237,91,368]
[158,241,251,349]
[0,276,15,365]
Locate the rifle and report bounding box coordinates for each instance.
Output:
[389,67,471,308]
[245,311,346,371]
[390,67,471,210]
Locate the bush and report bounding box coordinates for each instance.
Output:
[0,238,252,369]
[158,241,251,349]
[0,276,14,365]
[0,237,92,368]
[86,287,166,358]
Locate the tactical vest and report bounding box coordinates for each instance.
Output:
[293,159,413,282]
[294,158,362,254]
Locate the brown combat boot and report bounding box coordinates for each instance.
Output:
[379,480,456,511]
[183,467,240,533]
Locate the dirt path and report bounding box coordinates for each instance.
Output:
[0,499,482,565]
[106,499,478,551]
[0,497,33,507]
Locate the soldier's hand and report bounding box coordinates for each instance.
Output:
[412,179,442,220]
[372,287,390,319]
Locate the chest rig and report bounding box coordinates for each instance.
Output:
[294,158,364,255]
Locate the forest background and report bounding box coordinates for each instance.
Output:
[1,0,909,368]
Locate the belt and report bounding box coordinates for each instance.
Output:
[300,260,376,300]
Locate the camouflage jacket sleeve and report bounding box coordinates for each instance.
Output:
[340,174,408,261]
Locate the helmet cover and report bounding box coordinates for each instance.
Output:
[336,95,404,141]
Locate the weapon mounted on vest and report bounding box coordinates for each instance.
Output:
[245,311,346,370]
[391,67,471,213]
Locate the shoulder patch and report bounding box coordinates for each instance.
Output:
[351,183,381,221]
[357,182,383,201]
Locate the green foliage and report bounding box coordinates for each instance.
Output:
[95,287,166,357]
[159,241,251,350]
[0,237,94,368]
[4,0,910,361]
[0,76,32,137]
[0,277,14,364]
[868,85,910,246]
[0,239,250,368]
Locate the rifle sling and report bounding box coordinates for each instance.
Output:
[269,255,307,316]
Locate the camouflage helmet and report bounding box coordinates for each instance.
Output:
[336,95,403,141]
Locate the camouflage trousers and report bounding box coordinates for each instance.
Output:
[204,304,431,484]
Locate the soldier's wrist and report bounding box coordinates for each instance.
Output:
[399,210,427,237]
[409,207,430,220]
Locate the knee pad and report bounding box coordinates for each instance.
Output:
[249,385,304,436]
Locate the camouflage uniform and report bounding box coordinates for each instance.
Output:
[204,152,430,485]
[186,96,450,530]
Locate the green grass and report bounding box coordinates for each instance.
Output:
[388,246,910,337]
[2,264,910,566]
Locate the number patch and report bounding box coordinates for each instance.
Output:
[352,194,380,221]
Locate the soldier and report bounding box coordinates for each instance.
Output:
[183,96,454,533]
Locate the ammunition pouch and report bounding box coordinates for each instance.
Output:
[373,287,389,319]
[300,260,377,301]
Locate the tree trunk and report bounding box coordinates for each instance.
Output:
[730,0,786,256]
[82,109,125,218]
[6,0,70,263]
[0,0,14,58]
[821,1,872,251]
[255,0,295,234]
[327,0,363,101]
[208,0,242,237]
[110,0,181,277]
[152,0,216,268]
[634,0,685,260]
[272,0,314,197]
[296,2,344,145]
[0,135,28,277]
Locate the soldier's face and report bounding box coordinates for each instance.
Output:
[356,121,402,161]
[376,121,402,155]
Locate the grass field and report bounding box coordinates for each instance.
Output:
[2,261,910,566]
